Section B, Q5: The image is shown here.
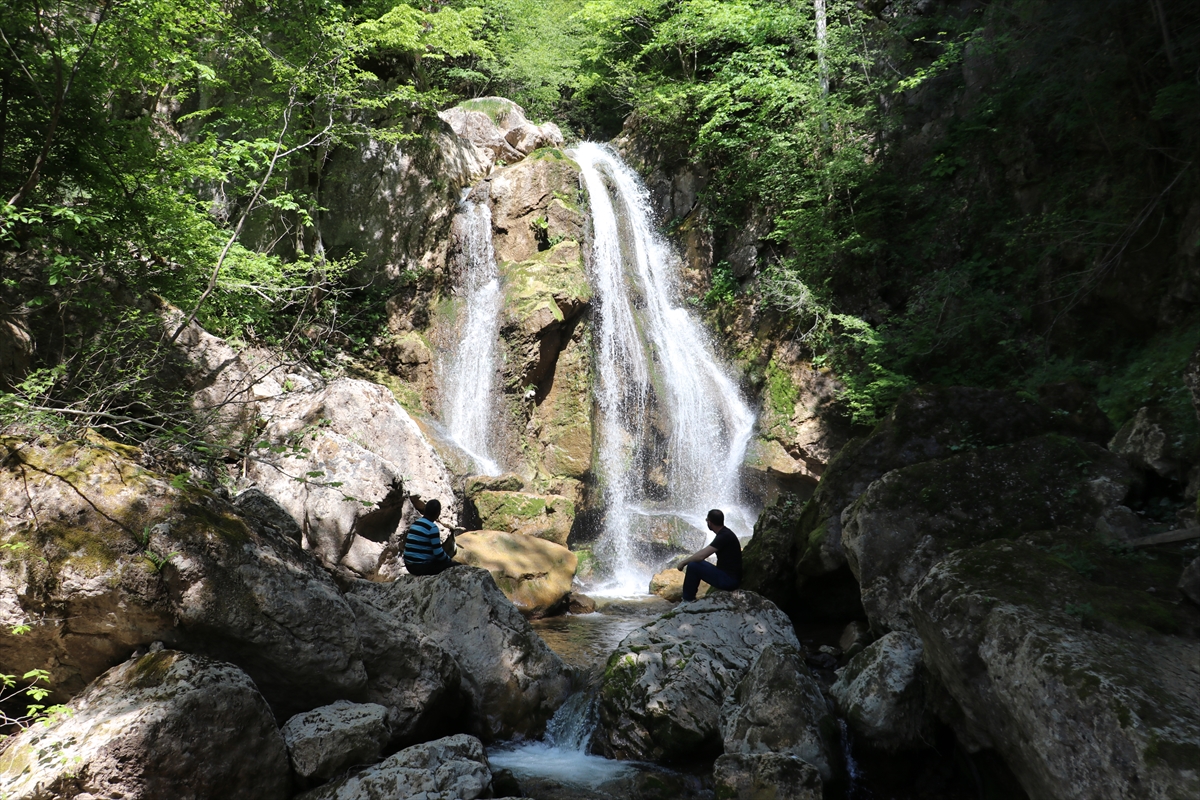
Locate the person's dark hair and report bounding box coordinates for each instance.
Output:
[706,508,724,526]
[423,499,442,520]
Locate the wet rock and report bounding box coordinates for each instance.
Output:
[1180,557,1200,606]
[830,632,930,752]
[0,436,366,717]
[283,700,391,782]
[345,594,463,745]
[648,567,686,601]
[841,433,1133,631]
[296,734,491,800]
[473,490,575,545]
[713,753,823,800]
[742,386,1078,614]
[568,592,597,614]
[247,378,458,576]
[1109,405,1191,480]
[595,591,800,762]
[0,651,289,800]
[467,473,526,495]
[349,567,570,741]
[489,150,586,265]
[721,644,836,781]
[912,540,1200,800]
[455,530,577,615]
[527,319,594,480]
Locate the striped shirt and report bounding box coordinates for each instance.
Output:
[403,517,449,564]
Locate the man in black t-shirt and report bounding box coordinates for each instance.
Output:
[675,508,742,601]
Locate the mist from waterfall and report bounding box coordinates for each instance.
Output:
[441,198,503,476]
[574,142,756,595]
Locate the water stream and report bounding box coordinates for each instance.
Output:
[440,197,503,476]
[573,143,757,593]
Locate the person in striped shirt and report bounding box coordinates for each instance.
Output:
[402,498,458,575]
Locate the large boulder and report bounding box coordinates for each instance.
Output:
[472,490,575,545]
[489,150,586,266]
[911,539,1200,800]
[0,651,290,800]
[721,644,836,781]
[829,631,931,752]
[455,530,577,615]
[0,436,367,717]
[713,753,824,800]
[247,378,458,577]
[741,386,1093,615]
[841,433,1133,631]
[594,591,800,762]
[439,96,529,165]
[348,567,570,741]
[1109,405,1192,481]
[345,593,464,745]
[505,121,565,155]
[283,700,391,783]
[296,734,492,800]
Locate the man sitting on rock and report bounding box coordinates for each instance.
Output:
[676,508,742,601]
[403,498,457,576]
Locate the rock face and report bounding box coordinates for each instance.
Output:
[0,651,290,800]
[842,433,1133,631]
[0,437,366,717]
[595,591,800,762]
[911,540,1200,800]
[830,631,930,752]
[283,700,391,782]
[472,490,575,545]
[1181,557,1200,606]
[246,378,458,577]
[713,753,823,800]
[721,644,836,781]
[297,734,492,800]
[349,567,570,741]
[440,97,529,165]
[344,593,463,745]
[1109,405,1191,480]
[505,120,565,155]
[455,530,577,615]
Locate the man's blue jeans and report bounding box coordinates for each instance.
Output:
[682,561,739,601]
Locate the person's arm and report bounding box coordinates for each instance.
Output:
[676,545,717,571]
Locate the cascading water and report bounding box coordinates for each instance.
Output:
[440,197,503,476]
[574,142,756,594]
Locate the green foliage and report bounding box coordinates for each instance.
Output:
[1097,323,1200,431]
[703,261,737,307]
[764,360,797,418]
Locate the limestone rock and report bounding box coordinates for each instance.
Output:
[1179,556,1200,606]
[1109,405,1191,480]
[297,734,491,800]
[345,594,463,745]
[321,117,489,282]
[349,568,570,741]
[713,753,823,800]
[0,651,290,800]
[830,632,930,752]
[0,437,367,718]
[473,490,575,545]
[456,530,577,615]
[841,434,1133,631]
[911,540,1200,800]
[721,644,836,781]
[467,473,526,495]
[234,487,303,544]
[440,97,530,166]
[568,592,597,614]
[504,121,565,155]
[489,151,586,265]
[595,591,800,762]
[247,378,458,576]
[648,567,686,601]
[528,319,594,480]
[283,700,391,782]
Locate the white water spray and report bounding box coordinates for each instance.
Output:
[440,198,503,475]
[574,142,756,594]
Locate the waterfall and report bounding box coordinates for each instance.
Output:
[440,197,503,476]
[573,142,756,593]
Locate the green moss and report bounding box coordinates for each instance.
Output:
[126,651,178,689]
[765,360,799,417]
[1144,734,1200,769]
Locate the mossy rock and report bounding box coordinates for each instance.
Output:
[472,490,575,546]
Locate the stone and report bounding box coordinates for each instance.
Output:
[283,700,391,782]
[1180,557,1200,606]
[721,644,836,781]
[911,540,1200,800]
[647,566,711,602]
[568,592,597,614]
[348,567,570,741]
[247,378,458,576]
[504,121,566,155]
[0,651,290,800]
[472,490,575,545]
[841,433,1134,631]
[345,594,463,745]
[527,320,594,480]
[455,530,578,615]
[830,632,930,752]
[838,620,871,658]
[0,437,367,719]
[595,591,800,762]
[296,734,491,800]
[713,753,823,800]
[489,151,586,265]
[467,473,526,495]
[439,96,530,166]
[1109,405,1190,480]
[233,487,302,544]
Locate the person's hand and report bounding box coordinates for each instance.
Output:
[676,559,686,572]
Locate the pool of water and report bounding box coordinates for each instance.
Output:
[530,596,671,671]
